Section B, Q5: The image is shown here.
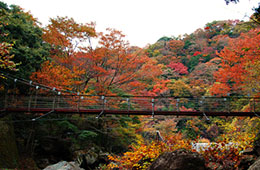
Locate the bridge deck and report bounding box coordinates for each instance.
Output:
[1,107,259,117]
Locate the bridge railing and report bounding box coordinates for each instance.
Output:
[1,94,259,114]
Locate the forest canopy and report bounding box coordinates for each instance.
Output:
[0,1,260,170]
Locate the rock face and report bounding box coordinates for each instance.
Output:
[43,161,84,170]
[147,149,206,170]
[248,158,260,170]
[34,136,73,169]
[0,116,19,169]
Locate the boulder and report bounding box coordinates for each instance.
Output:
[74,148,109,170]
[248,157,260,170]
[147,149,206,170]
[43,161,84,170]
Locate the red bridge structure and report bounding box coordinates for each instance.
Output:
[0,72,260,119]
[1,94,260,119]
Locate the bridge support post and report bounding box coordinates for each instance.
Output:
[11,79,17,104]
[152,98,155,118]
[227,93,231,114]
[96,96,105,119]
[176,98,180,118]
[57,92,61,108]
[77,92,80,113]
[127,98,130,116]
[34,86,39,108]
[52,95,56,111]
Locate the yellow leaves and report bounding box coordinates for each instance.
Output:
[212,117,259,154]
[167,79,191,97]
[106,132,192,170]
[0,41,18,72]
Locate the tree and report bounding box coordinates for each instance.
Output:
[43,16,96,57]
[167,62,188,75]
[32,28,161,95]
[0,42,17,72]
[0,2,50,79]
[168,80,192,97]
[168,40,185,56]
[210,28,260,96]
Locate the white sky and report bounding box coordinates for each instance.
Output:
[3,0,260,47]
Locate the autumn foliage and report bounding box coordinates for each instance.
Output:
[107,133,192,170]
[1,2,260,169]
[210,28,260,96]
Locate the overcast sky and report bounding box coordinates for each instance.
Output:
[3,0,259,47]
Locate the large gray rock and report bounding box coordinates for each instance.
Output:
[248,158,260,170]
[147,149,206,170]
[43,161,84,170]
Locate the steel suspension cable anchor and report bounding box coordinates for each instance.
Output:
[96,96,106,119]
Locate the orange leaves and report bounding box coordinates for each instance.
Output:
[148,80,170,96]
[106,133,191,170]
[43,16,96,57]
[210,82,231,96]
[211,28,260,96]
[33,25,161,95]
[30,60,82,92]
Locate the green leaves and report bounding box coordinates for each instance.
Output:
[57,120,79,132]
[78,130,98,141]
[0,3,50,79]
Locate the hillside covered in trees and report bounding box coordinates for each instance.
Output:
[0,1,260,170]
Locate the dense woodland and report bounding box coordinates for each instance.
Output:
[1,1,260,170]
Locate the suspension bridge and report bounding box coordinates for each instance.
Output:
[0,72,260,119]
[1,94,260,118]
